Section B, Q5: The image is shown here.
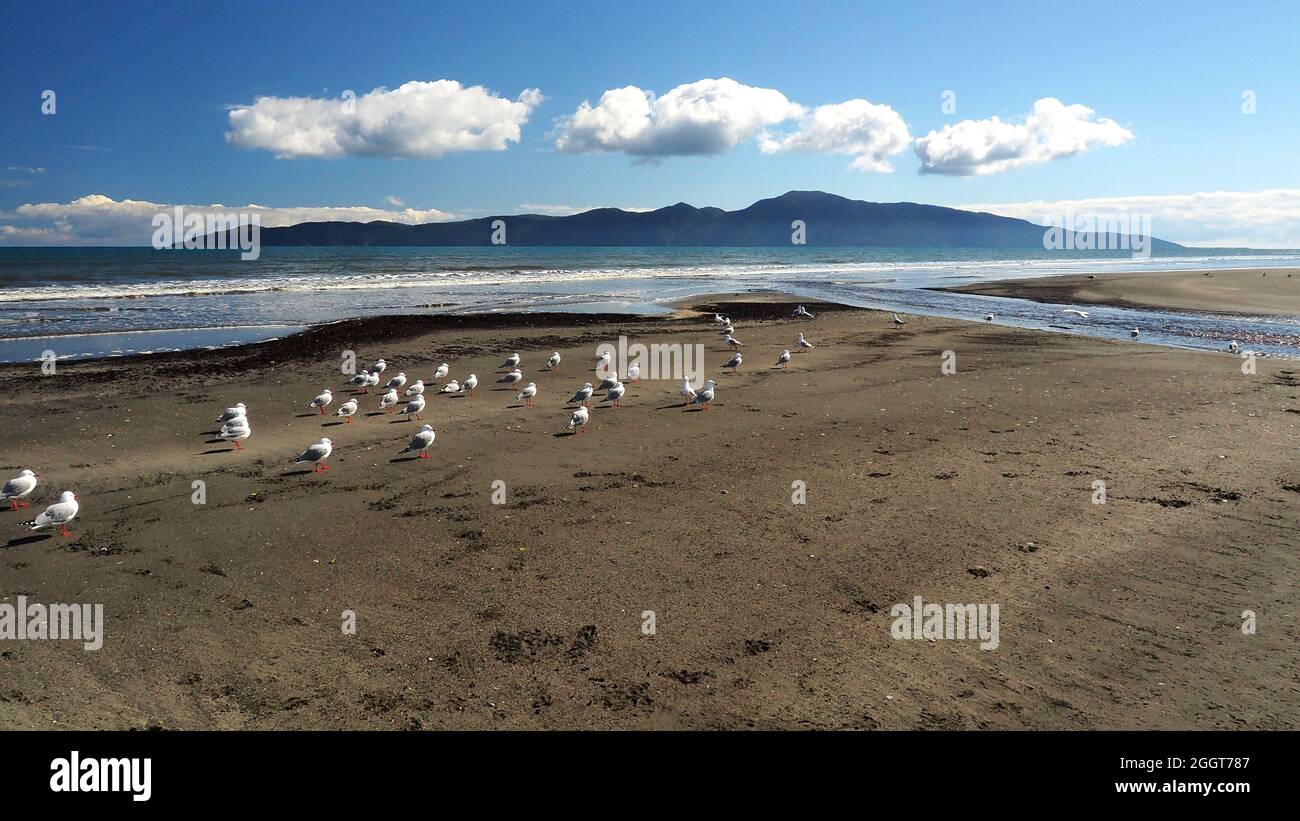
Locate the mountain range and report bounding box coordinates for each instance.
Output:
[252,191,1179,249]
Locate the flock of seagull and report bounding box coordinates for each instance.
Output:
[4,299,1250,540]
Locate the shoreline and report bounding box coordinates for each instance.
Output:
[940,267,1300,316]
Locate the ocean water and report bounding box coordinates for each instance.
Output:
[1,246,1298,362]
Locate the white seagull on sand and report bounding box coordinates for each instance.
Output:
[567,382,594,407]
[775,349,791,368]
[370,359,387,374]
[567,405,590,434]
[291,438,333,473]
[691,380,716,410]
[219,420,251,449]
[723,353,742,372]
[627,362,641,381]
[385,372,407,392]
[335,398,358,422]
[2,469,38,510]
[461,374,478,397]
[440,379,461,394]
[360,371,380,392]
[546,352,561,370]
[346,372,369,390]
[719,324,735,336]
[310,388,334,414]
[602,380,626,407]
[515,382,538,407]
[405,379,425,397]
[680,378,696,407]
[796,332,814,351]
[23,490,78,537]
[891,314,906,325]
[400,425,436,459]
[402,394,426,420]
[722,334,744,348]
[379,388,400,413]
[498,368,523,385]
[984,314,994,323]
[597,373,619,391]
[1228,340,1239,353]
[791,305,814,319]
[432,363,449,382]
[595,351,612,369]
[502,353,521,368]
[215,403,246,424]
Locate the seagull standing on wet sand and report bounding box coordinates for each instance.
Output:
[723,353,742,372]
[432,363,449,382]
[595,351,612,370]
[567,405,590,434]
[379,388,400,413]
[546,352,561,370]
[440,379,461,394]
[23,490,78,537]
[346,372,369,390]
[775,349,791,368]
[516,382,538,407]
[370,359,387,375]
[691,380,716,411]
[796,332,814,351]
[1,469,38,510]
[384,372,407,393]
[603,380,626,407]
[984,314,994,324]
[310,388,334,414]
[502,353,521,369]
[402,394,426,421]
[567,382,594,407]
[627,362,641,381]
[461,374,478,398]
[405,379,425,397]
[335,398,358,423]
[498,368,524,385]
[220,420,251,449]
[362,371,380,392]
[400,425,436,459]
[723,334,744,348]
[291,438,333,472]
[216,403,246,424]
[680,378,696,407]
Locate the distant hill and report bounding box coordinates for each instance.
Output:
[251,190,1181,249]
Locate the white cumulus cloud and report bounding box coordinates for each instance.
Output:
[226,80,543,159]
[915,97,1133,176]
[0,194,458,246]
[554,77,804,158]
[957,189,1300,248]
[760,98,911,172]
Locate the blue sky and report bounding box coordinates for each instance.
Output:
[3,0,1299,245]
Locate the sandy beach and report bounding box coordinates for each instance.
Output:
[1,294,1297,729]
[944,267,1300,316]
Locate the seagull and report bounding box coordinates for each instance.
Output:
[891,314,906,325]
[219,420,251,449]
[1,469,38,510]
[23,490,78,537]
[498,368,523,385]
[723,353,742,372]
[215,403,246,424]
[597,373,619,391]
[595,351,612,369]
[335,398,358,423]
[361,371,380,392]
[346,372,369,390]
[1063,309,1089,319]
[713,313,726,325]
[791,305,814,319]
[1228,340,1240,353]
[1130,328,1140,338]
[291,438,333,473]
[515,382,538,407]
[440,379,461,394]
[680,378,697,407]
[602,380,626,407]
[775,349,791,368]
[379,388,400,413]
[567,382,594,407]
[384,372,407,392]
[719,324,735,336]
[310,388,334,414]
[546,352,561,370]
[691,379,716,411]
[984,314,994,324]
[404,379,425,397]
[722,334,744,348]
[370,359,387,375]
[502,353,521,368]
[567,405,590,434]
[432,363,449,382]
[796,332,814,351]
[402,394,426,421]
[627,362,641,381]
[462,373,478,397]
[400,425,436,459]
